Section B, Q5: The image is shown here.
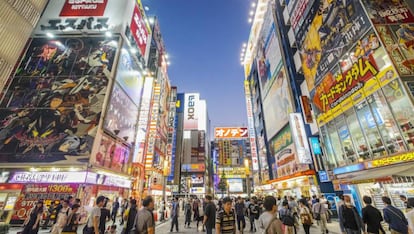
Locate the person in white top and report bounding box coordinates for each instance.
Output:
[312,198,329,234]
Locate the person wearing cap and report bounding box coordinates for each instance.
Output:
[216,197,236,234]
[23,200,44,234]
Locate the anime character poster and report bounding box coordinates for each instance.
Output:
[0,36,118,163]
[362,0,414,24]
[91,133,130,173]
[299,0,371,91]
[103,83,138,143]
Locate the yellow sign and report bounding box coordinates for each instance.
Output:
[365,151,414,168]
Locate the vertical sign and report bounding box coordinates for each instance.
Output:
[145,83,161,168]
[183,93,199,130]
[244,80,259,171]
[289,113,312,164]
[130,2,149,56]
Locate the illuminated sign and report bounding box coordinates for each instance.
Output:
[183,93,199,130]
[103,176,131,188]
[289,113,312,164]
[333,163,365,175]
[181,163,205,172]
[9,172,91,183]
[228,178,244,192]
[300,96,313,123]
[309,137,322,155]
[60,0,108,16]
[190,187,205,194]
[214,127,248,139]
[318,171,330,182]
[130,2,149,56]
[218,167,247,178]
[365,152,414,169]
[144,84,161,168]
[244,80,259,171]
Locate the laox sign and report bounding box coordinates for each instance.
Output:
[187,95,196,120]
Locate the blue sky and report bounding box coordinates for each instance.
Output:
[145,0,252,128]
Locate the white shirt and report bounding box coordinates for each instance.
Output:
[258,211,276,234]
[406,209,414,233]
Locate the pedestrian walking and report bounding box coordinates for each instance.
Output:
[184,200,192,228]
[83,195,106,234]
[235,196,246,233]
[362,196,384,234]
[111,198,119,223]
[382,196,408,234]
[405,198,414,234]
[257,196,283,234]
[279,201,295,234]
[22,200,44,234]
[51,200,70,234]
[99,198,111,234]
[248,198,259,232]
[120,198,129,225]
[134,196,155,234]
[61,204,80,234]
[121,199,137,234]
[170,197,180,232]
[338,195,364,234]
[298,199,312,234]
[203,195,216,234]
[216,196,236,234]
[312,198,329,234]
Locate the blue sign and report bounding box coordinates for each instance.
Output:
[309,137,322,155]
[318,171,330,182]
[333,163,365,175]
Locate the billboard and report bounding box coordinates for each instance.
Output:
[181,163,205,172]
[227,178,244,193]
[130,1,150,57]
[262,67,294,138]
[183,93,199,130]
[91,133,130,173]
[256,1,282,93]
[103,83,138,143]
[0,36,118,163]
[144,83,161,168]
[60,0,108,16]
[289,113,312,164]
[214,127,248,139]
[299,0,372,91]
[362,0,414,24]
[244,80,259,171]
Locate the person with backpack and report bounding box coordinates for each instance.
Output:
[298,199,312,234]
[338,195,364,234]
[312,198,329,234]
[121,199,137,234]
[257,196,283,234]
[134,196,155,234]
[216,197,236,234]
[362,196,384,234]
[235,196,246,233]
[382,196,408,234]
[248,198,259,232]
[279,201,296,234]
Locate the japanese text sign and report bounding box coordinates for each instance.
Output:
[130,2,149,56]
[214,127,249,139]
[60,0,108,16]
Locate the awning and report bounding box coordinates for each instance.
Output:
[335,162,414,182]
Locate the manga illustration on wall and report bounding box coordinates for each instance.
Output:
[0,37,119,163]
[91,133,130,173]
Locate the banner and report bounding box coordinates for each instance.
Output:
[183,93,199,130]
[130,1,150,57]
[60,0,108,16]
[214,127,248,139]
[0,37,118,163]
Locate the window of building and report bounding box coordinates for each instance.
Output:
[382,79,414,150]
[336,115,358,164]
[320,126,337,170]
[327,121,345,167]
[343,108,370,161]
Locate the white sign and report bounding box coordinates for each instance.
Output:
[289,113,312,164]
[9,171,88,183]
[183,93,199,130]
[103,176,131,188]
[190,187,205,194]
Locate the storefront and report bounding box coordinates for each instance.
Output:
[267,170,319,199]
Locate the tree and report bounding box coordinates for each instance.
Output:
[218,171,227,198]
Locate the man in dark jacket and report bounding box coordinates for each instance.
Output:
[124,199,137,234]
[203,195,216,234]
[382,196,408,234]
[235,197,246,233]
[362,196,384,234]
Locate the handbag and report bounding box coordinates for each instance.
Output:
[300,207,313,225]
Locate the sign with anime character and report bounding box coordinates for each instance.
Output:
[91,133,130,173]
[299,0,371,91]
[0,36,118,163]
[362,0,414,24]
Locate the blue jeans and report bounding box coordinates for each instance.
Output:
[205,227,213,234]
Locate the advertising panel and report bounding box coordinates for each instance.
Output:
[60,0,108,16]
[183,93,199,130]
[181,163,205,172]
[10,184,78,224]
[130,1,150,56]
[91,133,130,173]
[262,67,294,138]
[244,80,259,171]
[299,0,372,91]
[103,83,138,143]
[362,0,414,24]
[217,167,247,179]
[9,171,91,184]
[132,77,153,163]
[214,127,248,139]
[0,37,118,163]
[227,178,244,193]
[312,31,398,122]
[256,1,282,93]
[144,84,161,168]
[35,0,128,35]
[216,139,248,166]
[270,124,309,178]
[115,43,144,105]
[289,113,312,164]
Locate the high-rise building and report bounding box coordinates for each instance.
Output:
[0,0,49,91]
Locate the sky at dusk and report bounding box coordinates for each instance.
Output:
[145,0,252,128]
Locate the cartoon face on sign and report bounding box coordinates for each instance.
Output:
[0,37,119,163]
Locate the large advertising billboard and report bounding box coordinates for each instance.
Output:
[299,0,372,91]
[91,133,130,173]
[183,93,199,130]
[130,1,150,57]
[288,113,312,164]
[256,1,282,94]
[0,36,118,163]
[244,80,259,171]
[262,67,294,138]
[214,127,248,139]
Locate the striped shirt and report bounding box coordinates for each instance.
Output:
[216,210,236,234]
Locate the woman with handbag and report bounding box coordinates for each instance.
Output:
[299,199,313,234]
[22,200,44,234]
[62,204,80,234]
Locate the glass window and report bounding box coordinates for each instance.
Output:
[344,108,370,161]
[327,121,346,167]
[382,79,414,150]
[368,91,406,155]
[336,115,358,164]
[320,125,337,170]
[355,100,387,158]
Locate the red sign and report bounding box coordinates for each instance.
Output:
[214,127,249,139]
[130,3,149,56]
[60,0,108,17]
